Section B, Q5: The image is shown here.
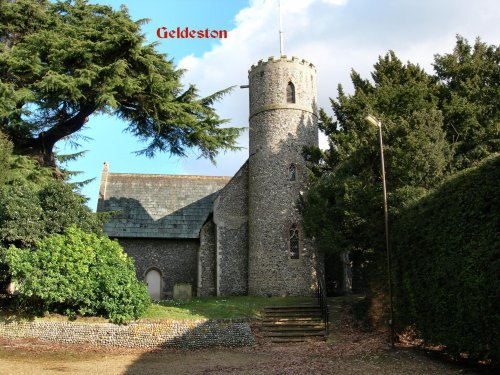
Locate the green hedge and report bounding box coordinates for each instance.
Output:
[393,155,499,364]
[1,226,150,324]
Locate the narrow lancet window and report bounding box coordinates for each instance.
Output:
[288,163,296,181]
[286,81,295,103]
[289,224,300,259]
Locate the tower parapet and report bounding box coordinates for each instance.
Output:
[248,56,317,121]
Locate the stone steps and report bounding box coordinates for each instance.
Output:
[263,330,325,337]
[261,322,325,328]
[263,305,323,313]
[262,316,322,321]
[261,304,327,343]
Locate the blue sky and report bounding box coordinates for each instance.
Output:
[65,0,249,209]
[61,0,500,210]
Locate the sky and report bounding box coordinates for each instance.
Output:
[61,0,500,210]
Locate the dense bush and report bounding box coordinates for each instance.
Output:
[393,155,499,364]
[0,181,44,248]
[1,226,150,323]
[0,179,106,248]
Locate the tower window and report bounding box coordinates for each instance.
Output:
[288,163,296,181]
[286,82,295,103]
[289,224,300,259]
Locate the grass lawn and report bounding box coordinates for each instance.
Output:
[141,296,316,320]
[0,296,316,322]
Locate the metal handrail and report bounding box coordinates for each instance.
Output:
[317,274,329,333]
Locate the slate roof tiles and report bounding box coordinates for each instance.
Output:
[97,163,230,239]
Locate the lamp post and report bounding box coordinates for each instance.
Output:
[365,114,395,348]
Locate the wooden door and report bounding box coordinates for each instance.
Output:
[145,269,162,300]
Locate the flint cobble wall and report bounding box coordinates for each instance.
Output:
[198,220,216,297]
[0,319,254,348]
[119,238,198,299]
[213,162,249,296]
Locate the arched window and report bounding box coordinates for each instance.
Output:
[289,224,300,259]
[145,268,162,300]
[286,81,295,103]
[288,163,296,181]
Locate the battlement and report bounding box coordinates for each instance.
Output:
[249,55,315,73]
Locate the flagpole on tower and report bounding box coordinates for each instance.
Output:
[279,0,285,56]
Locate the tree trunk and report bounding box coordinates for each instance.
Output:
[13,142,62,178]
[13,104,95,172]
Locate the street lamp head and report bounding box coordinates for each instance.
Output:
[365,114,381,128]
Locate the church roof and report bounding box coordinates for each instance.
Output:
[97,163,230,239]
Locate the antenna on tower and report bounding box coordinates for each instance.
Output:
[279,0,285,56]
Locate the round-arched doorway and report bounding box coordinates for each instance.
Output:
[145,268,162,300]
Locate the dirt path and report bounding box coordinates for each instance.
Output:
[0,331,481,375]
[0,342,268,375]
[0,298,489,375]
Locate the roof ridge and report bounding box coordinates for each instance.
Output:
[108,173,232,180]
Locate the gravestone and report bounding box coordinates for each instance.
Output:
[173,283,192,301]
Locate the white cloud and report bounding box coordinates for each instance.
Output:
[178,0,500,176]
[321,0,347,5]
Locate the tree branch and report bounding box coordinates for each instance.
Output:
[17,103,96,169]
[37,103,96,151]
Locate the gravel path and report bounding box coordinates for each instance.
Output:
[0,299,490,375]
[0,329,482,375]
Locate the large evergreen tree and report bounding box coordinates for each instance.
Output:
[301,37,498,259]
[0,0,242,169]
[0,131,13,185]
[301,51,451,259]
[434,36,500,169]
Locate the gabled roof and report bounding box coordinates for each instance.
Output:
[97,163,230,239]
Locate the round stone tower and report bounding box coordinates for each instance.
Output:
[247,56,319,296]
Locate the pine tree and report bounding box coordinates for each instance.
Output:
[301,51,451,256]
[300,36,498,294]
[434,36,500,169]
[0,0,242,169]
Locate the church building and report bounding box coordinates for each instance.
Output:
[97,56,323,299]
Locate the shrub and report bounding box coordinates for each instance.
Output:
[1,226,150,323]
[38,181,105,236]
[0,179,106,248]
[0,181,45,248]
[393,155,500,364]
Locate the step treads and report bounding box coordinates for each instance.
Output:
[260,320,325,327]
[262,316,323,323]
[262,326,325,331]
[264,311,322,316]
[264,308,321,312]
[270,338,307,343]
[264,329,325,334]
[264,331,326,337]
[260,304,327,343]
[271,338,326,343]
[264,309,321,314]
[264,305,321,311]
